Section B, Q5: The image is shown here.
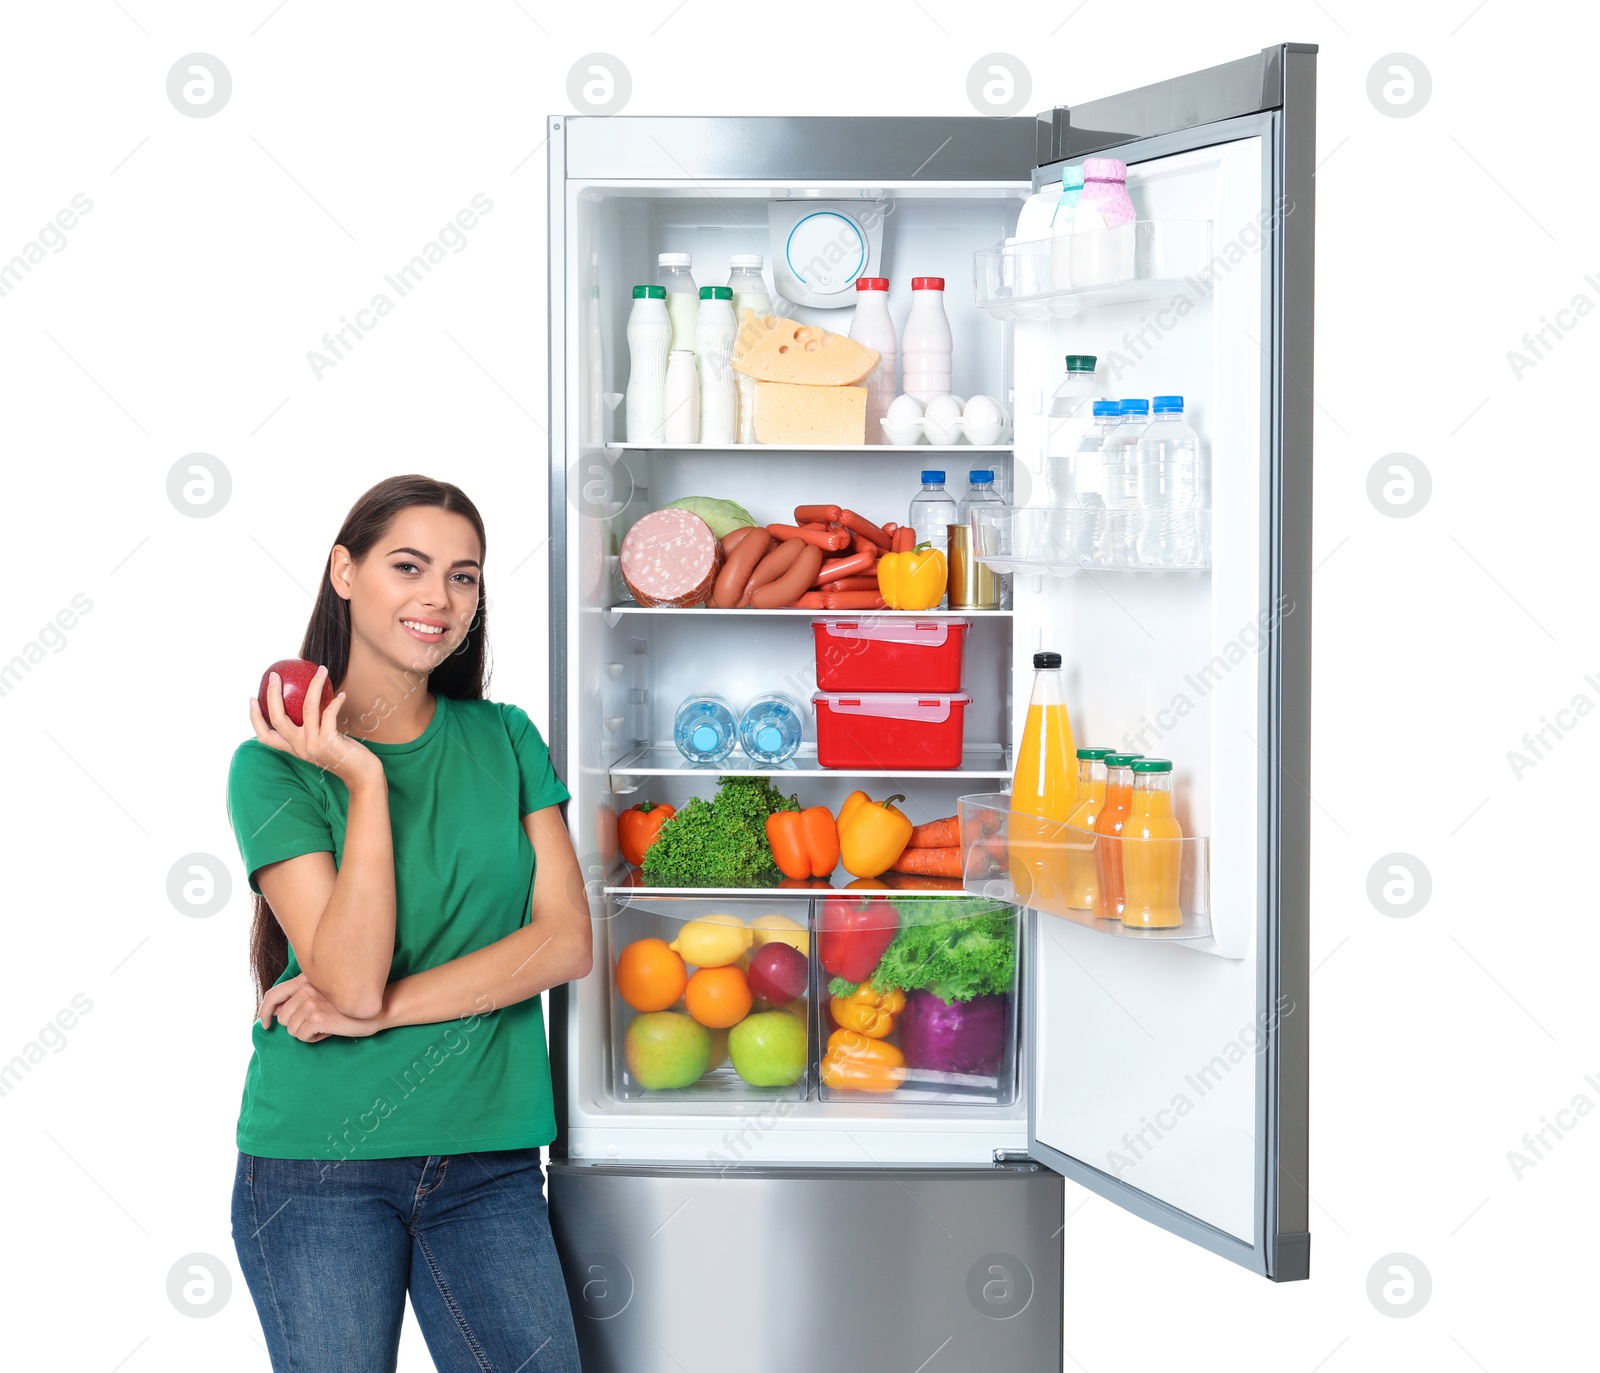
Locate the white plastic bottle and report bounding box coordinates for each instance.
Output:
[1135,395,1205,566]
[663,349,699,444]
[624,284,670,444]
[1043,355,1106,505]
[727,254,772,443]
[695,286,738,445]
[902,276,953,402]
[658,252,699,352]
[1048,164,1085,291]
[1096,399,1146,566]
[849,277,898,444]
[1070,158,1137,288]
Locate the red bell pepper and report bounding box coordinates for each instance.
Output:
[818,895,900,984]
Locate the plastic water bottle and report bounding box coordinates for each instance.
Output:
[909,468,958,557]
[738,694,803,766]
[673,694,736,764]
[1096,399,1146,567]
[1044,355,1106,506]
[1136,395,1204,567]
[957,470,1006,609]
[1069,399,1121,560]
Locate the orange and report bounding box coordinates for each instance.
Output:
[615,938,688,1012]
[683,965,753,1029]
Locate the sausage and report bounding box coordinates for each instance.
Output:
[813,549,879,584]
[849,530,884,556]
[839,509,892,550]
[821,591,888,610]
[752,542,825,608]
[712,530,771,608]
[741,537,807,605]
[795,504,842,525]
[788,591,830,609]
[721,524,765,554]
[815,574,881,592]
[891,527,917,553]
[766,522,850,551]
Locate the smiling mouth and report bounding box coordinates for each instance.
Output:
[401,619,447,641]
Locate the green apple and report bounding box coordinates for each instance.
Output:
[728,1010,807,1087]
[625,1011,712,1090]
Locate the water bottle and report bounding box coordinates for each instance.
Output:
[1136,395,1204,567]
[1043,355,1106,506]
[955,470,1006,610]
[1070,399,1121,559]
[738,694,803,766]
[908,468,959,560]
[673,694,737,764]
[1096,399,1146,567]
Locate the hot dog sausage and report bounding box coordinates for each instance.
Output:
[814,549,879,584]
[794,504,842,525]
[741,537,807,606]
[752,543,825,608]
[838,509,891,550]
[712,530,771,608]
[721,524,765,553]
[766,522,850,551]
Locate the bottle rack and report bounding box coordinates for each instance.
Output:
[969,506,1211,576]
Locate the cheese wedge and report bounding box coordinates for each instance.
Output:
[733,308,776,362]
[753,381,867,445]
[732,314,879,386]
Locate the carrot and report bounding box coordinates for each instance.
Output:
[882,872,966,892]
[908,815,959,848]
[839,509,892,550]
[815,575,880,592]
[890,845,963,878]
[814,549,878,583]
[795,504,842,525]
[767,522,850,551]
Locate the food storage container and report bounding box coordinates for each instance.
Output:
[811,692,971,770]
[811,618,969,693]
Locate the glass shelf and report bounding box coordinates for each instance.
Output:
[956,793,1228,954]
[609,745,1012,791]
[970,505,1211,576]
[601,606,1010,622]
[604,442,1013,453]
[605,865,972,897]
[973,220,1215,320]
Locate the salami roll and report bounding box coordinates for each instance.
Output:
[619,509,723,607]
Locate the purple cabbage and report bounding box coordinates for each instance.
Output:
[899,990,1008,1077]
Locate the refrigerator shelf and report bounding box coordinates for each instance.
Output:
[973,219,1215,320]
[603,606,1010,622]
[970,505,1212,576]
[603,442,1013,453]
[957,793,1228,954]
[609,744,1012,790]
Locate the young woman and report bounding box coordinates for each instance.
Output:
[225,474,588,1372]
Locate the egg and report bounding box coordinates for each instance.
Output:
[882,423,923,446]
[962,394,1008,446]
[885,393,925,425]
[923,394,965,446]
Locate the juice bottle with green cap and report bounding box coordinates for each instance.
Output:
[1093,753,1143,918]
[1121,758,1184,928]
[1061,747,1113,910]
[1009,652,1078,911]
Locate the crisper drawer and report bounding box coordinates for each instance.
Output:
[602,891,1021,1109]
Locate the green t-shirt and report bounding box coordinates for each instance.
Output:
[225,693,571,1161]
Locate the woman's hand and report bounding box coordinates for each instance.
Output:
[258,973,384,1042]
[249,665,383,786]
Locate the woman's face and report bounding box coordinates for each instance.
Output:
[332,506,483,677]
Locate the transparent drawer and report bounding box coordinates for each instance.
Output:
[813,892,1020,1106]
[970,505,1211,575]
[958,793,1212,944]
[606,895,813,1101]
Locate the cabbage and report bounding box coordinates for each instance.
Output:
[661,497,757,540]
[899,990,1008,1077]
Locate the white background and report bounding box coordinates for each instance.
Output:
[1,2,1592,1370]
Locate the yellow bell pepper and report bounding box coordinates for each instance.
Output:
[820,1028,905,1093]
[838,790,915,879]
[876,541,948,611]
[830,983,906,1038]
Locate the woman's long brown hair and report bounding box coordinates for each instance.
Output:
[248,475,490,1001]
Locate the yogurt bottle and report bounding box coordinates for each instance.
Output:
[658,252,699,351]
[902,276,953,403]
[663,349,699,444]
[695,286,738,445]
[1070,159,1137,287]
[727,254,772,443]
[624,284,670,444]
[849,277,898,443]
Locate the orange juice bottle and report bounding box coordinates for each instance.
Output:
[1061,747,1113,909]
[1093,753,1141,919]
[1121,758,1184,928]
[1009,651,1078,913]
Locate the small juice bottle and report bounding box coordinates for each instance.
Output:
[1121,758,1184,928]
[1061,747,1113,910]
[1093,753,1142,919]
[1009,651,1078,913]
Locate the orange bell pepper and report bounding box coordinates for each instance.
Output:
[820,1028,905,1092]
[619,801,675,867]
[830,983,906,1038]
[765,805,840,880]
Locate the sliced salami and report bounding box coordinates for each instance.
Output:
[619,508,723,607]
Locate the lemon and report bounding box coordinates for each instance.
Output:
[668,913,753,968]
[750,912,809,958]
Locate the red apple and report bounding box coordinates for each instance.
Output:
[747,942,808,1009]
[258,658,321,728]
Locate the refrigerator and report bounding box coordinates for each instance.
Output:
[543,42,1315,1371]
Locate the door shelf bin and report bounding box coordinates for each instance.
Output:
[957,793,1214,945]
[973,220,1214,319]
[604,895,813,1103]
[814,894,1020,1107]
[970,505,1211,576]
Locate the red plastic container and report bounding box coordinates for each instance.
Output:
[811,618,969,693]
[812,692,972,770]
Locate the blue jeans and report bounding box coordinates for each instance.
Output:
[231,1147,582,1372]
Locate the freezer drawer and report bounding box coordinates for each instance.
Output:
[548,1160,1063,1373]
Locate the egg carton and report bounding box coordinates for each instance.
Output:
[879,394,1013,447]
